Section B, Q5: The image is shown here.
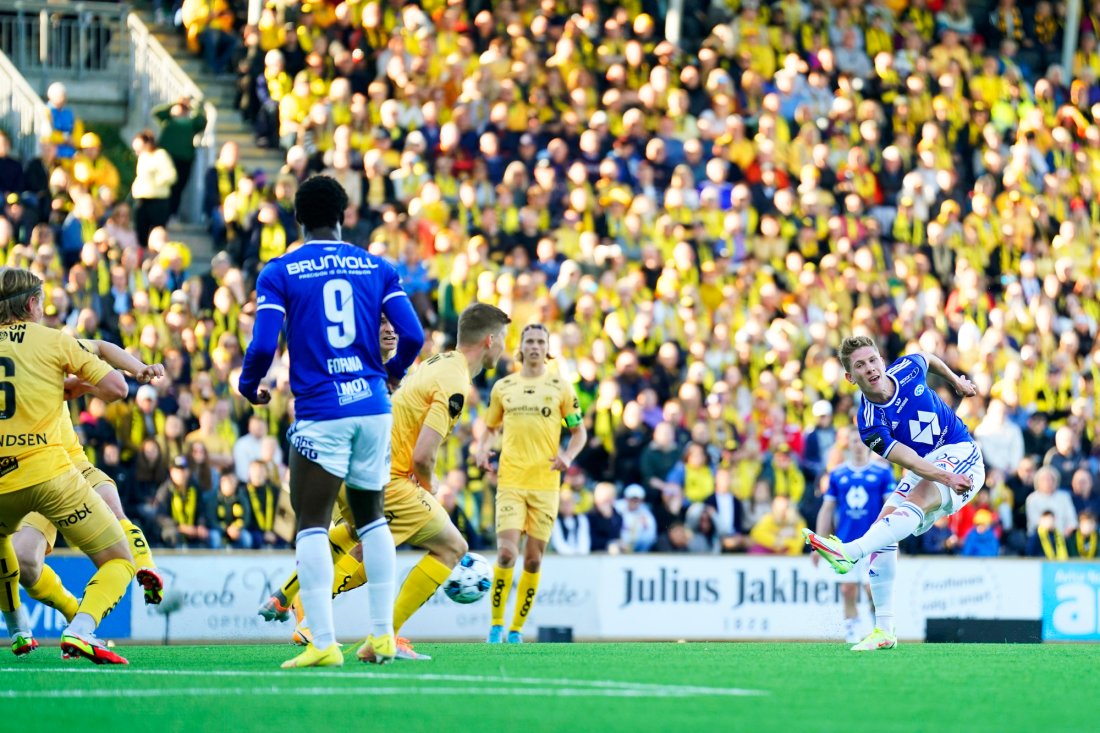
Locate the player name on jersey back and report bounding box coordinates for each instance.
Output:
[257,242,403,421]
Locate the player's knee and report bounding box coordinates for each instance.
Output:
[449,533,469,565]
[523,556,542,573]
[16,553,42,586]
[497,543,517,568]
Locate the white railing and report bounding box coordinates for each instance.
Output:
[0,45,53,162]
[127,13,216,224]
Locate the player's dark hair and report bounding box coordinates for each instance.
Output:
[838,335,877,372]
[0,267,43,325]
[294,175,349,234]
[457,302,511,347]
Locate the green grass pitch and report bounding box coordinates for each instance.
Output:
[1,642,1094,733]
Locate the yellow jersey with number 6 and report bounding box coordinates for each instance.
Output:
[484,371,583,492]
[0,323,114,493]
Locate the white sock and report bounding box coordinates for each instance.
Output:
[296,528,336,650]
[64,612,95,637]
[844,503,925,559]
[357,516,396,638]
[868,545,897,634]
[3,607,30,639]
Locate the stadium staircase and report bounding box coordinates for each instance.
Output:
[136,13,287,269]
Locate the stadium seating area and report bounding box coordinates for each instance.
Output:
[2,0,1100,559]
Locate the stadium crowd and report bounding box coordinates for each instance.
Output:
[1,0,1100,560]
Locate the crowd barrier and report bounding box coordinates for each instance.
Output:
[7,553,1099,643]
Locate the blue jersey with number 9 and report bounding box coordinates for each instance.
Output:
[253,241,408,421]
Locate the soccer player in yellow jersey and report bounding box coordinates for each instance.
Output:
[10,340,165,652]
[476,323,586,643]
[260,303,511,661]
[0,268,134,664]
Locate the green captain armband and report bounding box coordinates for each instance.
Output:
[564,413,583,428]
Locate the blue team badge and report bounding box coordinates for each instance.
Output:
[914,385,925,396]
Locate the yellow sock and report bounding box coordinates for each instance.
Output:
[27,564,79,622]
[490,565,514,626]
[119,519,155,570]
[0,536,18,613]
[332,553,367,597]
[510,571,540,633]
[76,558,135,625]
[393,555,453,633]
[282,524,359,603]
[329,523,359,555]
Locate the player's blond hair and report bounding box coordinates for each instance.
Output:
[838,335,877,372]
[457,302,511,347]
[0,267,43,325]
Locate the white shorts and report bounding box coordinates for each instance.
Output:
[886,442,985,535]
[836,556,871,585]
[287,414,393,491]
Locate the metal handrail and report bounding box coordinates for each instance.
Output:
[0,0,131,85]
[126,13,215,224]
[0,45,53,162]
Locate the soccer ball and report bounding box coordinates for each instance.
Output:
[443,553,492,604]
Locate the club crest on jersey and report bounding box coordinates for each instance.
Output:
[914,384,925,397]
[448,393,464,418]
[909,410,941,445]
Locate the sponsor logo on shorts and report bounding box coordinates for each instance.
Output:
[0,456,18,477]
[56,502,94,527]
[291,434,319,461]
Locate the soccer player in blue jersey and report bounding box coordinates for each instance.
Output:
[804,335,983,651]
[814,439,895,645]
[238,175,425,668]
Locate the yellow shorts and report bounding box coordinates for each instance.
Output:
[15,463,117,552]
[2,467,125,555]
[334,479,449,547]
[495,487,560,542]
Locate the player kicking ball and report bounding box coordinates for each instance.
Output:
[476,324,586,644]
[804,336,983,651]
[813,438,894,645]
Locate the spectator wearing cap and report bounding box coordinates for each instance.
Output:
[45,82,83,161]
[72,133,121,201]
[616,483,658,553]
[961,509,1000,556]
[118,384,167,463]
[152,455,212,548]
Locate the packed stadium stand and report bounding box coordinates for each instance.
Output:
[2,0,1100,562]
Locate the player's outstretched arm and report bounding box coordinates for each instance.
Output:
[238,307,282,405]
[411,425,445,493]
[86,340,165,383]
[919,352,977,396]
[886,442,972,495]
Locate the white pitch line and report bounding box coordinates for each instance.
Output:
[0,684,755,700]
[0,668,765,697]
